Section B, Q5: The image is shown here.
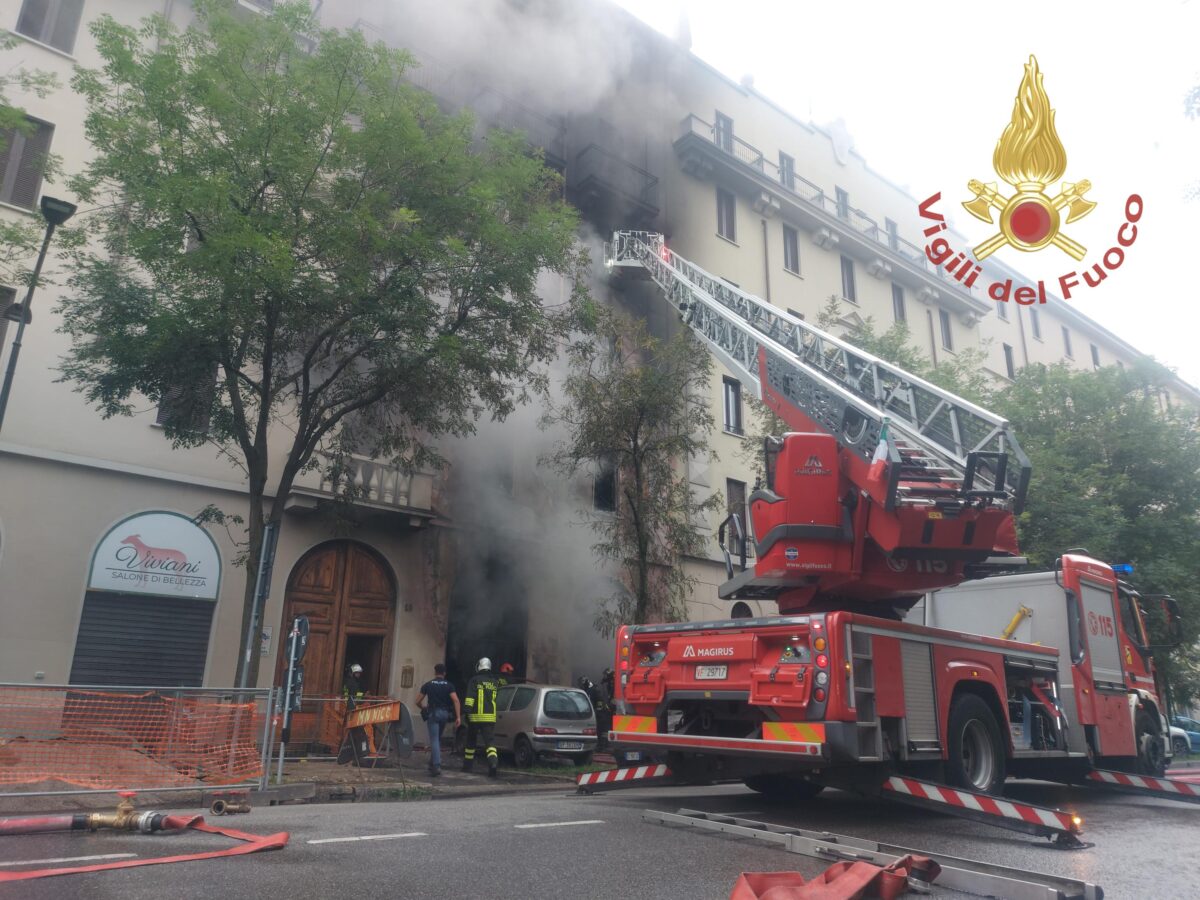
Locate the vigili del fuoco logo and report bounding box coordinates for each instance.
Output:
[917,56,1141,304]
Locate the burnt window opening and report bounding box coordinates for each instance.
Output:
[593,456,617,512]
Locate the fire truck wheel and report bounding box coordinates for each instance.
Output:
[742,774,824,801]
[946,693,1006,795]
[1135,712,1166,777]
[514,735,536,768]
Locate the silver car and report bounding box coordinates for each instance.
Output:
[494,683,598,767]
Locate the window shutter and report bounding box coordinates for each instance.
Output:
[4,119,54,210]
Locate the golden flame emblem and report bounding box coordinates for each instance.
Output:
[963,56,1095,260]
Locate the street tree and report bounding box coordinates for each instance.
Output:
[58,1,585,687]
[543,307,721,634]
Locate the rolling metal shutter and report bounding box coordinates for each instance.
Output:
[69,592,215,687]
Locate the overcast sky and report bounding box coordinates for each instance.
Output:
[615,0,1200,385]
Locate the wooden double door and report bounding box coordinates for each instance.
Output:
[277,541,395,698]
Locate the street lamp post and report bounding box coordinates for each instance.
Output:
[0,195,77,436]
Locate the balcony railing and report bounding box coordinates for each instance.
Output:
[573,143,659,210]
[677,115,965,289]
[291,454,434,514]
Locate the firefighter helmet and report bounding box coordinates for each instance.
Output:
[476,657,492,673]
[349,663,363,675]
[500,663,514,674]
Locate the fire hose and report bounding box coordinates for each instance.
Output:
[0,793,287,882]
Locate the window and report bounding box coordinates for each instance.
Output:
[1003,343,1016,379]
[726,479,747,554]
[716,188,736,241]
[995,299,1008,321]
[891,284,906,323]
[939,308,953,351]
[1029,307,1042,339]
[543,690,591,720]
[786,307,805,321]
[509,687,536,712]
[782,224,800,274]
[835,187,849,219]
[156,369,217,432]
[593,455,617,512]
[714,112,734,152]
[1061,325,1073,358]
[779,152,795,190]
[0,117,54,210]
[16,0,84,54]
[1090,343,1100,369]
[722,377,743,435]
[840,255,856,302]
[495,686,516,712]
[885,218,899,250]
[731,601,753,619]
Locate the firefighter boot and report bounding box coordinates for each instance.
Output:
[486,745,498,778]
[462,747,475,772]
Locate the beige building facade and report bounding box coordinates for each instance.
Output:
[1,0,1193,705]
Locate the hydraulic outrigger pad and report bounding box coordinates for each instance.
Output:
[880,776,1089,848]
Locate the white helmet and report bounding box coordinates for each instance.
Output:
[476,657,492,672]
[349,663,363,675]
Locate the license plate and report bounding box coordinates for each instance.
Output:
[557,741,584,750]
[695,665,728,680]
[623,751,642,762]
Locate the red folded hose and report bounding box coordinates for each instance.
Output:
[0,814,288,882]
[0,814,90,835]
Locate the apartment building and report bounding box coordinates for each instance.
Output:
[1,0,1193,705]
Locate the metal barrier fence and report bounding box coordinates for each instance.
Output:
[0,683,275,798]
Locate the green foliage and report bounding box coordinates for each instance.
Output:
[543,309,721,634]
[56,1,585,686]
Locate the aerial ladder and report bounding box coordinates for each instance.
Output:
[605,230,1031,614]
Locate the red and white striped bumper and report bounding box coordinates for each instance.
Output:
[883,775,1082,837]
[576,764,672,791]
[608,730,825,759]
[1087,769,1200,803]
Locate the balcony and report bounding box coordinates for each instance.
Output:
[673,115,989,317]
[569,143,660,227]
[286,454,436,523]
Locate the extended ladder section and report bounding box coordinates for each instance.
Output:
[606,231,1030,512]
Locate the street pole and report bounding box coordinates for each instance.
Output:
[0,196,76,437]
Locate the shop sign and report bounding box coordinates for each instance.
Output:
[88,511,221,600]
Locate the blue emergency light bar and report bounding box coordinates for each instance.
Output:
[1111,563,1134,576]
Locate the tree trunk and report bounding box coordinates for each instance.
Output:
[232,487,266,690]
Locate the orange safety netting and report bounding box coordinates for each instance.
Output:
[0,688,262,790]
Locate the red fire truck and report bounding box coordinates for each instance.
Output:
[596,232,1189,833]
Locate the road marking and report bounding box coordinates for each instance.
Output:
[0,853,137,867]
[514,819,605,829]
[308,832,427,845]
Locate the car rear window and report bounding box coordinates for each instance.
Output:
[543,690,591,720]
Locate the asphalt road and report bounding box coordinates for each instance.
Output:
[2,778,1198,899]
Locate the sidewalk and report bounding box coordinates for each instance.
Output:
[0,747,615,814]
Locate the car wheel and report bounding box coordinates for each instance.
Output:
[742,774,824,801]
[1135,712,1166,777]
[1173,735,1190,757]
[946,693,1006,795]
[513,735,535,768]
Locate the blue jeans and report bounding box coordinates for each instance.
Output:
[427,708,451,770]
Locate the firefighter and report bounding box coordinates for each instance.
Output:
[462,657,500,777]
[342,663,366,711]
[601,667,615,705]
[580,675,612,749]
[498,662,521,686]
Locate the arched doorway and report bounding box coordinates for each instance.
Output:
[277,541,395,697]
